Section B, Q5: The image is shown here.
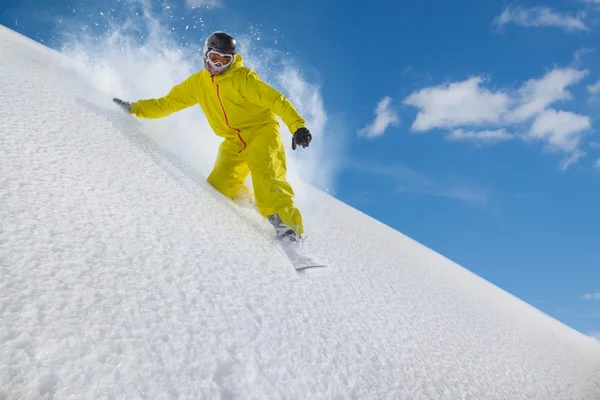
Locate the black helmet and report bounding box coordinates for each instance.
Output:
[205,31,236,55]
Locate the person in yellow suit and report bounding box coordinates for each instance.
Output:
[113,31,312,242]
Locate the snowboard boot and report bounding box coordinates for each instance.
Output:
[267,214,298,243]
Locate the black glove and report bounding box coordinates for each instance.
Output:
[292,127,311,150]
[113,98,131,113]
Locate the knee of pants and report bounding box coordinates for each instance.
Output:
[207,172,247,200]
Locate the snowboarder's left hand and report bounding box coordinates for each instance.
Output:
[113,98,132,113]
[292,128,311,150]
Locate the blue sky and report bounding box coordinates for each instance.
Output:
[2,0,600,337]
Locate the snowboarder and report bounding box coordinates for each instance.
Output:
[113,31,312,242]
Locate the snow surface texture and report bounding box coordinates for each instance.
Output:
[1,25,600,400]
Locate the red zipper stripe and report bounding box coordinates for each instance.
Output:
[212,76,246,152]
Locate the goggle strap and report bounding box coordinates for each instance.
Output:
[208,49,233,59]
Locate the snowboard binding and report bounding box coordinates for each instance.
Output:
[267,214,301,243]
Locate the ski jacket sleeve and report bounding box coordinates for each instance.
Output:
[130,74,199,119]
[240,71,306,134]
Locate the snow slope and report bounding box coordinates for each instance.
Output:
[1,25,600,400]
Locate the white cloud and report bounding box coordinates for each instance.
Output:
[404,77,511,131]
[447,129,514,144]
[403,67,592,162]
[358,96,400,138]
[185,0,223,8]
[581,293,600,300]
[588,80,600,96]
[405,68,588,131]
[573,48,595,63]
[559,150,586,171]
[528,109,591,152]
[595,158,600,169]
[510,68,589,122]
[494,6,588,32]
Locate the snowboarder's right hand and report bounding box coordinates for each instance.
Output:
[113,98,131,113]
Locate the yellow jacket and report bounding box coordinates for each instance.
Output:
[130,54,306,149]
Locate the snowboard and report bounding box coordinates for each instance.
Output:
[278,240,327,271]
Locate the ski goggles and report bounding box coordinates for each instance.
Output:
[207,49,234,66]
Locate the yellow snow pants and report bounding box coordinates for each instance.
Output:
[207,125,304,235]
